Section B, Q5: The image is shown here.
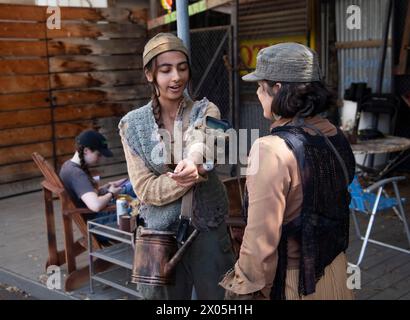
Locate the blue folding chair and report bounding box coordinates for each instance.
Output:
[349,175,410,266]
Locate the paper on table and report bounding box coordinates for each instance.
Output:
[340,100,358,131]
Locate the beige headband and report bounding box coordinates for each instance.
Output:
[143,33,189,68]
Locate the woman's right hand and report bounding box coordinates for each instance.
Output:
[166,158,199,188]
[108,184,122,197]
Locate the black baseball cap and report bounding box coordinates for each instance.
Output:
[76,130,113,157]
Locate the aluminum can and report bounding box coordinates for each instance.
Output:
[116,195,129,225]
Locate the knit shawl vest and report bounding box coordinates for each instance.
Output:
[119,98,228,232]
[269,125,356,299]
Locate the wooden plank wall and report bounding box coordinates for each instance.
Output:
[0,4,150,198]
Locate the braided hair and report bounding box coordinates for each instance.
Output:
[77,144,98,189]
[151,82,163,128]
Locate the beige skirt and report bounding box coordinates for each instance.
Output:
[285,253,354,300]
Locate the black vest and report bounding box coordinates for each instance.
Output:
[266,125,356,299]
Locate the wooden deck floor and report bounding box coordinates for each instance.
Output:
[346,176,410,300]
[1,177,410,299]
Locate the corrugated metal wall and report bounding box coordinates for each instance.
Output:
[335,0,392,97]
[336,0,393,167]
[238,0,309,149]
[239,0,307,39]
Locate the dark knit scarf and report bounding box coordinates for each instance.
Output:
[241,124,356,299]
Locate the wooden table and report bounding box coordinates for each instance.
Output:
[350,135,410,180]
[351,135,410,155]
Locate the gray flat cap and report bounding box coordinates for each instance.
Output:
[242,42,322,83]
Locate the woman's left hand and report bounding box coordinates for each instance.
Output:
[166,159,199,187]
[111,177,128,187]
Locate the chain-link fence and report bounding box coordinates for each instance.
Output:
[190,26,232,120]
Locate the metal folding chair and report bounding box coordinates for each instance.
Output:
[349,175,410,266]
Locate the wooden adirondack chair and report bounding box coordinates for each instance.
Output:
[32,152,113,291]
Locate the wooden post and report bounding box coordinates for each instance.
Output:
[43,187,59,268]
[396,1,410,75]
[62,214,77,274]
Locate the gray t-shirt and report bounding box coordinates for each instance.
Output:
[59,160,95,208]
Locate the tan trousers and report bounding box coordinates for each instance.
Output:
[285,253,355,300]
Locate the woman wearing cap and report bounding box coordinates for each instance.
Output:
[219,43,356,300]
[59,129,125,213]
[119,33,234,299]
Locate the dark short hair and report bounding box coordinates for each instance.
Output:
[265,81,337,118]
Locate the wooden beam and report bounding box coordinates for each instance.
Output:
[52,85,150,106]
[0,109,51,130]
[0,58,48,75]
[54,119,119,140]
[0,22,46,39]
[57,7,147,25]
[396,2,410,75]
[0,74,49,94]
[0,4,147,25]
[335,39,393,49]
[0,141,53,166]
[148,0,232,30]
[49,55,142,73]
[0,140,123,170]
[54,116,129,138]
[0,22,146,40]
[0,4,46,21]
[54,121,95,139]
[50,70,145,90]
[56,146,125,164]
[47,38,145,56]
[53,101,137,122]
[58,7,135,24]
[0,41,47,57]
[0,92,49,111]
[0,161,43,184]
[46,22,146,39]
[0,125,52,148]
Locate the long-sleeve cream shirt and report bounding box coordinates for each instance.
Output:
[119,97,221,206]
[219,116,337,299]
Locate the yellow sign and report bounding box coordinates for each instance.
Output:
[240,35,310,75]
[164,0,207,25]
[161,0,173,14]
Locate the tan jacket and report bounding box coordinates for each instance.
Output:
[119,97,221,206]
[219,116,337,299]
